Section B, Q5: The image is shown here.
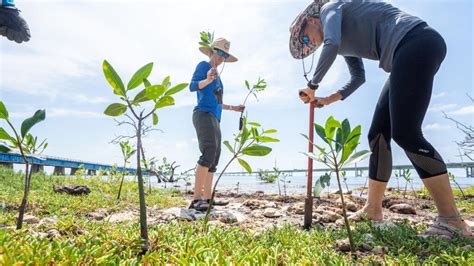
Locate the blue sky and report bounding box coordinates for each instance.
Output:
[1,0,472,174]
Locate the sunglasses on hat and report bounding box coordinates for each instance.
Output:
[214,49,230,59]
[301,35,310,45]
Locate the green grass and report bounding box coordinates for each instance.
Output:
[0,167,473,265]
[417,185,474,215]
[0,166,184,225]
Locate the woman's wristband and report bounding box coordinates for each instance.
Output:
[307,81,319,90]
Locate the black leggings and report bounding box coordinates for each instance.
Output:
[368,23,448,182]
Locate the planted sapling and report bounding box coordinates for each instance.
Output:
[0,101,46,229]
[102,60,188,253]
[303,116,371,253]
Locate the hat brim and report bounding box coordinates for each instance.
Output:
[199,47,238,63]
[288,2,322,59]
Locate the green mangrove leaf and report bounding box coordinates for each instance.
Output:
[155,96,175,109]
[256,136,280,143]
[223,140,234,153]
[341,125,361,164]
[162,76,171,88]
[165,83,188,96]
[104,103,127,117]
[127,62,153,90]
[263,129,277,134]
[314,123,328,144]
[248,122,261,127]
[0,101,8,120]
[325,116,341,146]
[143,78,152,88]
[242,145,272,156]
[133,85,166,103]
[238,158,252,173]
[0,144,11,153]
[343,150,371,167]
[0,128,14,142]
[313,173,331,197]
[21,109,46,138]
[103,60,126,96]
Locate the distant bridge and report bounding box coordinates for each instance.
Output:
[221,162,474,178]
[0,153,144,176]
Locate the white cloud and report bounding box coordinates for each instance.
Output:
[10,108,103,119]
[48,108,104,118]
[2,0,345,106]
[448,106,474,116]
[432,92,446,99]
[67,94,109,105]
[423,123,450,131]
[428,103,458,112]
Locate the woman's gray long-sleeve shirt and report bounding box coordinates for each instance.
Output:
[311,1,424,99]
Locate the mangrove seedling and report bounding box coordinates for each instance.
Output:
[313,172,331,198]
[401,169,413,199]
[303,116,371,253]
[117,140,136,200]
[203,116,279,226]
[0,101,46,229]
[102,60,188,253]
[449,172,466,199]
[239,78,267,130]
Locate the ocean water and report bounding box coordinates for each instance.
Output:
[150,168,474,195]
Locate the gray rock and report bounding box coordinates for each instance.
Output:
[359,243,373,252]
[86,211,106,221]
[39,217,58,226]
[288,203,305,215]
[23,215,39,224]
[320,210,342,223]
[194,213,206,220]
[106,211,137,223]
[243,199,267,210]
[46,228,61,238]
[389,203,416,215]
[335,198,358,212]
[263,208,282,218]
[336,239,352,252]
[161,207,196,221]
[382,198,407,208]
[264,202,278,209]
[53,185,91,195]
[251,210,264,218]
[214,210,247,224]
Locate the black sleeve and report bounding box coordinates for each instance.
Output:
[337,56,365,100]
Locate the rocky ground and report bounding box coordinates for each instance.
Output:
[84,189,474,231]
[10,188,474,240]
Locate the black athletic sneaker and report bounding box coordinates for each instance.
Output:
[189,199,210,211]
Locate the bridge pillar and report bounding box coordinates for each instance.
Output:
[467,166,473,178]
[87,170,96,176]
[0,162,13,169]
[31,164,44,173]
[53,166,65,176]
[70,168,78,176]
[399,169,405,178]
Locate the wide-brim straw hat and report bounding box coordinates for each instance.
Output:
[199,37,238,63]
[289,0,328,59]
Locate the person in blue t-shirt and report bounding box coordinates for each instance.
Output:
[189,37,245,211]
[0,0,30,43]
